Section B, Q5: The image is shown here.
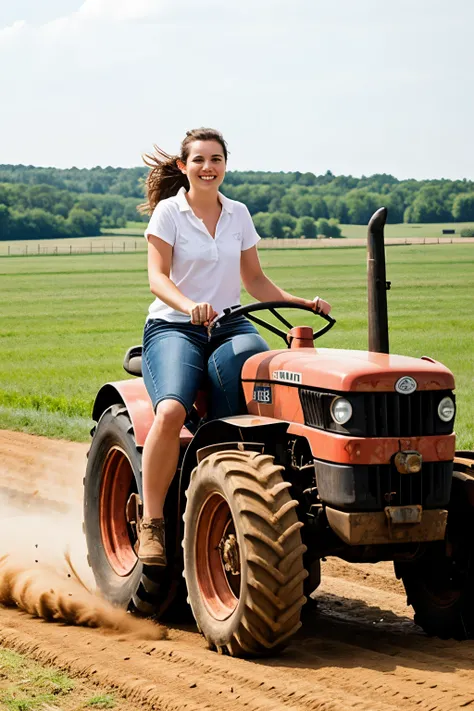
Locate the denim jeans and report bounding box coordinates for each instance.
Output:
[142,316,269,419]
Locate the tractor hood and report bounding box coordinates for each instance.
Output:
[242,348,455,393]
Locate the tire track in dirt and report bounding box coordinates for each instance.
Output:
[2,430,474,710]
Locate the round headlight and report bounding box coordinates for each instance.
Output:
[438,396,455,423]
[330,397,353,425]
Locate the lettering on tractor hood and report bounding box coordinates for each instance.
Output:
[273,370,302,384]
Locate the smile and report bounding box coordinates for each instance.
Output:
[199,176,216,181]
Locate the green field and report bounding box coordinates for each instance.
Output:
[0,244,473,448]
[110,220,474,240]
[1,221,473,258]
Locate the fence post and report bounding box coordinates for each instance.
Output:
[135,241,137,251]
[90,241,92,253]
[123,241,126,252]
[70,245,72,254]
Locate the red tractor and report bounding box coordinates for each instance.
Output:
[84,208,474,657]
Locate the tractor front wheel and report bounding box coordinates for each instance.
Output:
[183,450,308,657]
[396,471,474,640]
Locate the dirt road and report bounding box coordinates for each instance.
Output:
[1,429,474,711]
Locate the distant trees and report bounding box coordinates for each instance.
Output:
[0,180,144,240]
[452,193,474,222]
[1,164,473,241]
[404,187,454,223]
[316,218,342,238]
[296,217,317,239]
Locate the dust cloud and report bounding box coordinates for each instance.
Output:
[0,432,167,640]
[0,556,166,640]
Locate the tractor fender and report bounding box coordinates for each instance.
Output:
[178,415,290,508]
[92,379,154,447]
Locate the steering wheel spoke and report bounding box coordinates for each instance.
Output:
[215,301,336,346]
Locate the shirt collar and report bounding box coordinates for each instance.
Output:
[175,186,191,212]
[175,186,234,214]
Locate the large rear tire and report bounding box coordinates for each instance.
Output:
[396,471,474,639]
[83,405,182,618]
[183,450,307,657]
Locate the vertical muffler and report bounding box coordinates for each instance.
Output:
[367,207,390,354]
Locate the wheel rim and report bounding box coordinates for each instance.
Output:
[99,446,137,577]
[195,492,241,621]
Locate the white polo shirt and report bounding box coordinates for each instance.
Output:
[144,187,260,322]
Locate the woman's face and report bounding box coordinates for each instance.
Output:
[179,140,226,193]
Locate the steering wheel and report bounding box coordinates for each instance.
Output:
[213,301,336,346]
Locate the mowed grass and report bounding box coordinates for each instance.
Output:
[112,221,474,239]
[2,220,473,257]
[339,221,474,240]
[0,244,473,448]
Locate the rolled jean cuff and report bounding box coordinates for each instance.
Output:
[153,394,189,414]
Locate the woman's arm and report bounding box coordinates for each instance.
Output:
[148,235,217,324]
[240,246,331,314]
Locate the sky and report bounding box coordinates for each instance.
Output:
[0,0,472,179]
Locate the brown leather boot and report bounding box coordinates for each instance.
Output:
[137,517,167,566]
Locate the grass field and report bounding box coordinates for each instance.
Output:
[0,648,119,709]
[121,221,474,240]
[2,221,473,257]
[0,244,473,448]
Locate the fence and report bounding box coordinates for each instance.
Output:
[1,241,145,257]
[1,236,474,257]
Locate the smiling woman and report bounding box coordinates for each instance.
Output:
[135,127,332,566]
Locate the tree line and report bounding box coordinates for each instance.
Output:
[1,164,473,241]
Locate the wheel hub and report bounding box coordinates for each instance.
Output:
[219,533,240,576]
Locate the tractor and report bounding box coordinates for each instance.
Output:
[83,208,474,657]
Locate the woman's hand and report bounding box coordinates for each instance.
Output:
[309,296,331,316]
[189,302,218,326]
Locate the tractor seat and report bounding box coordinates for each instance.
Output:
[123,345,143,376]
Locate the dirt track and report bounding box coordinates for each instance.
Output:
[2,429,474,710]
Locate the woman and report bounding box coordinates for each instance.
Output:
[138,127,331,565]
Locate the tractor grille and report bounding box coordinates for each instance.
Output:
[364,391,436,437]
[300,388,454,437]
[300,389,328,429]
[315,459,453,511]
[367,461,451,508]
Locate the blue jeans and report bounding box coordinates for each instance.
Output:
[142,316,269,419]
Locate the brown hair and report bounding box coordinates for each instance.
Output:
[139,127,228,214]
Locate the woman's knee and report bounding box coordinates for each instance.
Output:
[154,399,187,433]
[230,333,269,359]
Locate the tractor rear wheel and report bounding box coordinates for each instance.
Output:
[396,471,474,639]
[183,449,308,657]
[83,405,180,618]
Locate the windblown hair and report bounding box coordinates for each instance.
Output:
[139,127,228,214]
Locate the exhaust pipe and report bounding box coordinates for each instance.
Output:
[367,207,390,354]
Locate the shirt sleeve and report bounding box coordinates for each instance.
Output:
[144,201,177,246]
[241,205,261,251]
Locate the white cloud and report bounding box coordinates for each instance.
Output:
[0,19,27,42]
[0,0,305,40]
[77,0,163,22]
[0,0,472,177]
